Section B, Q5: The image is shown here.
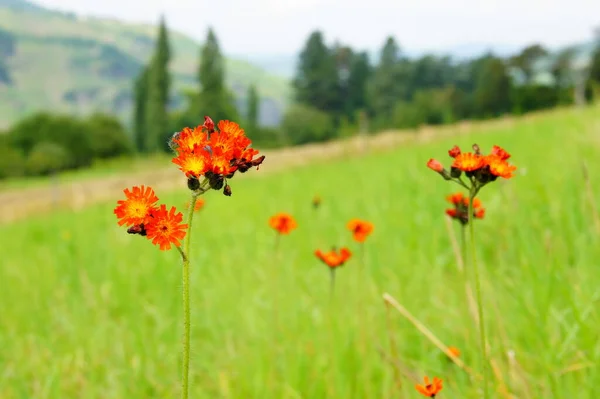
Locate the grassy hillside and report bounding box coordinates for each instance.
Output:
[1,105,599,397]
[0,1,291,129]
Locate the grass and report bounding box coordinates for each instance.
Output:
[1,106,600,398]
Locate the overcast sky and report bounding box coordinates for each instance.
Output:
[32,0,600,56]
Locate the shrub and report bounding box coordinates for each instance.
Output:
[281,104,334,145]
[86,113,133,158]
[25,142,70,176]
[0,140,25,179]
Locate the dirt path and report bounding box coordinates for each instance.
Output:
[0,117,518,224]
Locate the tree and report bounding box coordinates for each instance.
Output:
[346,51,371,120]
[588,28,600,97]
[368,36,408,128]
[510,44,548,83]
[293,31,341,115]
[133,66,149,152]
[196,28,239,122]
[473,55,513,117]
[145,16,171,152]
[246,84,259,131]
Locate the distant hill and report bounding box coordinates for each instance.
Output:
[0,0,291,130]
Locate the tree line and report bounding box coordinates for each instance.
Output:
[2,21,600,180]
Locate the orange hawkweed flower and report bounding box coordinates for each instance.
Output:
[448,145,461,158]
[347,219,374,243]
[415,376,443,397]
[145,205,188,251]
[114,185,159,227]
[445,192,485,225]
[315,247,352,268]
[485,155,517,179]
[269,213,297,235]
[452,152,484,172]
[490,144,511,160]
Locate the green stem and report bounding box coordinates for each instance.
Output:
[329,268,336,300]
[469,190,489,399]
[181,192,200,399]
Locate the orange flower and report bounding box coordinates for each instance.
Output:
[347,219,374,243]
[448,346,460,357]
[452,152,484,172]
[448,145,461,158]
[269,213,297,235]
[145,205,188,251]
[445,192,485,225]
[485,155,517,179]
[114,185,159,227]
[427,158,444,172]
[415,376,443,397]
[186,198,205,212]
[315,247,352,268]
[490,144,511,160]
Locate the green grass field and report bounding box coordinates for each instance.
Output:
[1,106,600,398]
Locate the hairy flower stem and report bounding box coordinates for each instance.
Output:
[468,188,489,399]
[180,192,200,399]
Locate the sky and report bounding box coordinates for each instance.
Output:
[32,0,600,56]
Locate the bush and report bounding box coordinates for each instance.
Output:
[86,113,133,158]
[25,142,70,176]
[281,104,334,145]
[248,126,286,149]
[0,141,25,178]
[9,113,94,169]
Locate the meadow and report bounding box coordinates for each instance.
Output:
[1,105,600,398]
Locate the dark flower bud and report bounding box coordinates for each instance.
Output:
[472,143,481,155]
[127,224,147,236]
[187,177,200,191]
[208,174,224,190]
[450,167,462,178]
[223,184,232,196]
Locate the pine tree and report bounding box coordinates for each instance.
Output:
[145,16,171,152]
[346,51,371,120]
[293,31,341,115]
[133,66,149,152]
[589,29,600,85]
[197,28,239,122]
[246,84,259,131]
[474,55,512,117]
[368,36,407,128]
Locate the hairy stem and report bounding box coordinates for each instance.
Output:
[469,191,489,399]
[181,192,200,399]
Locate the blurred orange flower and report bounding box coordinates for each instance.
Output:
[415,376,443,397]
[186,198,205,212]
[347,219,374,243]
[146,205,188,251]
[445,192,485,225]
[315,247,352,268]
[114,185,159,227]
[448,346,460,358]
[269,213,297,235]
[452,152,485,172]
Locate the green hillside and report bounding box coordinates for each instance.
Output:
[0,1,291,129]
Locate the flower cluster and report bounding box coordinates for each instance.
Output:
[427,144,516,187]
[446,192,485,225]
[114,185,188,251]
[171,117,266,196]
[314,247,352,268]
